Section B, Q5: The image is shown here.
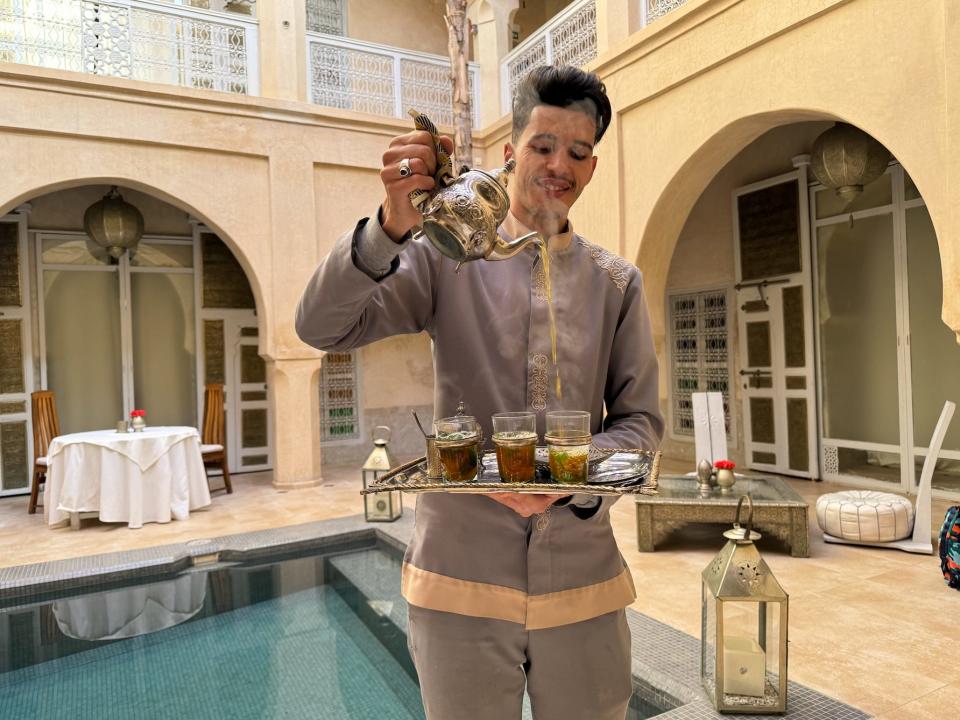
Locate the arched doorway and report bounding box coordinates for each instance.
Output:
[654,120,960,498]
[0,184,271,497]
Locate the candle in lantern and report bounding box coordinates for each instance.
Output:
[722,635,766,697]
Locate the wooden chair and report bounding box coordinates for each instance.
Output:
[29,390,61,514]
[201,383,232,494]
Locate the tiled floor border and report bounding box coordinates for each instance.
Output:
[0,514,870,719]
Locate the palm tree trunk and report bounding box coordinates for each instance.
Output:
[445,0,473,170]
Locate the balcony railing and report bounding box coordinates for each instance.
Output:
[0,0,259,95]
[307,32,480,128]
[500,0,598,114]
[500,0,690,114]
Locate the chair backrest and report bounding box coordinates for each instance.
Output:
[912,400,956,543]
[692,391,728,465]
[201,383,226,447]
[31,391,61,460]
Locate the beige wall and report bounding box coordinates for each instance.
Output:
[348,0,449,56]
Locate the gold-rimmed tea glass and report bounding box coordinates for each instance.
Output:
[434,415,481,482]
[492,412,537,483]
[545,410,591,485]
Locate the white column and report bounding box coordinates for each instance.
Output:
[256,0,307,102]
[596,0,642,57]
[471,0,519,128]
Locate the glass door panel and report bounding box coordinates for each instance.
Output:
[235,330,270,471]
[817,216,899,444]
[905,206,960,493]
[43,269,123,433]
[130,272,197,427]
[817,214,902,485]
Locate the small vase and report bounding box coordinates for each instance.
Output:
[131,416,146,432]
[716,468,736,493]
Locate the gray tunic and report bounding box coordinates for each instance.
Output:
[296,211,664,629]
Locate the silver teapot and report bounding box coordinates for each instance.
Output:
[415,158,541,266]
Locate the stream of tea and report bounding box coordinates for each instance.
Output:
[537,241,562,401]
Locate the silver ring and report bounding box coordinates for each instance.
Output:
[398,158,412,178]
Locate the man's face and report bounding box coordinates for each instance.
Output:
[504,104,598,232]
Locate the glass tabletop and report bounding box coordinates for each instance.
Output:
[646,474,806,506]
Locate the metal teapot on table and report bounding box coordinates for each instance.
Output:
[407,110,541,267]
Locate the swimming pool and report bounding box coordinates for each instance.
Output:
[0,541,668,719]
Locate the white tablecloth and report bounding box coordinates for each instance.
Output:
[44,426,212,529]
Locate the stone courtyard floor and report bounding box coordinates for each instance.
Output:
[0,458,956,719]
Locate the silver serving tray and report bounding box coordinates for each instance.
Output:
[362,448,660,496]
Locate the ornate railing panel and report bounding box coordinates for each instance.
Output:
[0,0,259,95]
[500,0,597,114]
[307,33,480,128]
[644,0,690,23]
[305,0,345,35]
[500,0,694,114]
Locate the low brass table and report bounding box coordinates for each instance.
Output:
[634,474,810,557]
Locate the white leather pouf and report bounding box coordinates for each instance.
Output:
[816,490,914,542]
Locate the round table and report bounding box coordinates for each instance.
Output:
[44,426,212,529]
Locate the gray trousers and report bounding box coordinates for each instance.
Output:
[407,605,633,720]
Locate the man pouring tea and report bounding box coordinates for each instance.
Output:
[296,66,663,720]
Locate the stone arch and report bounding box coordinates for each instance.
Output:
[635,107,951,342]
[0,176,267,339]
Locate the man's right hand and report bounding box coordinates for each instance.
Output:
[380,130,454,242]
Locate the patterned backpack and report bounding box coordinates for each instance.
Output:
[939,506,960,590]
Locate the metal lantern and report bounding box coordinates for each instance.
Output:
[810,123,892,202]
[83,186,145,259]
[701,496,788,714]
[362,425,402,522]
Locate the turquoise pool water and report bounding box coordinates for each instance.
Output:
[0,544,667,719]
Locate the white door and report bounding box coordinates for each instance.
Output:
[231,324,272,473]
[0,214,35,496]
[733,165,817,478]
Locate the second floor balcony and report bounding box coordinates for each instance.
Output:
[0,0,691,126]
[0,0,258,94]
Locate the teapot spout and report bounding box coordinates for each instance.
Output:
[487,231,542,261]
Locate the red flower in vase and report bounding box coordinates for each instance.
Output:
[714,460,735,471]
[130,409,146,418]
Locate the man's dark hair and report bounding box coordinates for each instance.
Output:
[512,65,612,145]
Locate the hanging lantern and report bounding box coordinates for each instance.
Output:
[83,186,145,259]
[362,425,402,522]
[810,123,891,202]
[701,496,789,714]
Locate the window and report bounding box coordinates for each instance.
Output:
[669,289,731,438]
[320,351,359,441]
[305,0,345,35]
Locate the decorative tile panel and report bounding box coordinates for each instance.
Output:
[0,420,29,491]
[201,234,255,309]
[669,291,730,438]
[0,320,25,395]
[203,320,225,385]
[320,351,359,441]
[0,223,21,307]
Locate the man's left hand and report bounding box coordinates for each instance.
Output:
[486,493,567,517]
